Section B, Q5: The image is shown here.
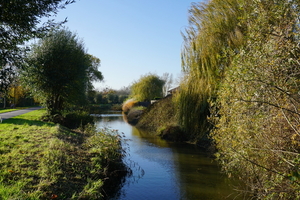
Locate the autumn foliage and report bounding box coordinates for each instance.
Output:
[122,99,138,113]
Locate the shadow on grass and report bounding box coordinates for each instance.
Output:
[2,117,56,127]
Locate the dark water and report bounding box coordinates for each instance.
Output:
[94,112,242,200]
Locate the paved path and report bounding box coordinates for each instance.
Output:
[0,107,42,120]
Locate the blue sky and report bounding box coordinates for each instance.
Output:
[54,0,200,90]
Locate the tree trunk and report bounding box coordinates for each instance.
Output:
[3,96,6,108]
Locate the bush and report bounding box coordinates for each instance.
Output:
[63,110,94,129]
[41,110,94,129]
[211,1,300,197]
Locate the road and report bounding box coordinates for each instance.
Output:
[0,107,42,120]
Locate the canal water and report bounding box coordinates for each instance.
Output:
[94,112,242,200]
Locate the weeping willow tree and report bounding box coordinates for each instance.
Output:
[177,0,245,140]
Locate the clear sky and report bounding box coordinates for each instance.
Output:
[53,0,200,90]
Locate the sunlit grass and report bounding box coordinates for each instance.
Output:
[0,109,126,199]
[0,107,25,114]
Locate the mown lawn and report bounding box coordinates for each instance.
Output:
[0,109,126,199]
[0,108,23,114]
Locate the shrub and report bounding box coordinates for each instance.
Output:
[41,110,94,129]
[211,1,300,198]
[122,99,138,113]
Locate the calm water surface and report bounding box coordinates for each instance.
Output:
[94,112,242,200]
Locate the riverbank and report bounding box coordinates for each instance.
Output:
[95,111,243,199]
[0,109,128,199]
[126,96,213,150]
[126,96,177,133]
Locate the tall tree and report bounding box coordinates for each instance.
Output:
[130,73,165,101]
[85,54,103,90]
[0,0,75,67]
[22,29,102,115]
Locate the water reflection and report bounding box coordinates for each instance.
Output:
[94,112,241,200]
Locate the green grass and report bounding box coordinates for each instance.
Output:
[0,108,23,114]
[0,106,39,114]
[136,96,178,133]
[0,109,126,199]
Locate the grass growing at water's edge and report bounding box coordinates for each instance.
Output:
[134,96,187,142]
[0,109,128,199]
[136,96,177,132]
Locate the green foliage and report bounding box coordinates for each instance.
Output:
[130,73,165,101]
[107,93,119,104]
[90,104,112,114]
[85,54,103,90]
[182,0,245,82]
[63,110,94,129]
[178,0,245,140]
[179,0,300,198]
[136,96,178,134]
[41,109,94,129]
[111,104,123,111]
[175,77,211,141]
[95,92,104,104]
[118,95,128,103]
[210,0,300,198]
[22,29,102,115]
[89,87,129,105]
[0,0,74,66]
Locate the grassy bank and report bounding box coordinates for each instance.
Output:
[136,96,177,132]
[133,96,212,149]
[0,109,127,199]
[134,96,190,143]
